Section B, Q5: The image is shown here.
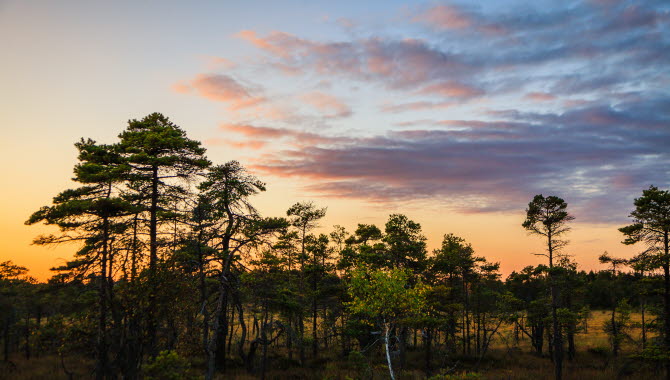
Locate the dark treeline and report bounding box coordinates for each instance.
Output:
[3,113,670,379]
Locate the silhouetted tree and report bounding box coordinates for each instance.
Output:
[26,139,133,379]
[523,194,574,380]
[286,201,326,364]
[117,113,209,358]
[620,185,670,379]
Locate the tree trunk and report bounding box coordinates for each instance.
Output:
[206,271,228,380]
[551,282,563,380]
[641,300,647,349]
[548,230,563,380]
[147,165,159,358]
[3,320,9,362]
[287,315,293,361]
[228,307,235,355]
[566,294,575,360]
[96,216,109,380]
[399,327,407,368]
[236,299,247,365]
[612,303,618,356]
[384,322,396,380]
[312,297,318,358]
[463,278,471,355]
[214,301,229,371]
[23,316,29,360]
[260,304,269,380]
[424,328,432,376]
[664,232,670,380]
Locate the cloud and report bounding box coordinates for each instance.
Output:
[234,2,669,102]
[204,137,266,150]
[417,81,484,99]
[171,81,191,94]
[300,91,352,118]
[380,101,455,113]
[412,4,472,30]
[236,31,475,89]
[236,30,291,58]
[524,92,556,102]
[411,4,507,35]
[220,123,352,146]
[205,56,237,70]
[179,1,670,223]
[173,74,265,110]
[249,96,670,223]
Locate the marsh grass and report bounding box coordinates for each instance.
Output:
[2,310,661,379]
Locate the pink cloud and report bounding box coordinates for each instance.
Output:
[524,92,557,102]
[380,101,455,113]
[206,56,237,70]
[236,30,301,59]
[204,137,266,150]
[300,91,352,118]
[171,81,191,94]
[412,5,472,30]
[235,30,473,89]
[227,140,266,149]
[221,123,287,139]
[418,81,484,99]
[220,123,350,146]
[411,4,508,35]
[173,74,265,110]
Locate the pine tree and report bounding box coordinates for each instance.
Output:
[523,194,574,380]
[26,139,133,379]
[117,113,210,357]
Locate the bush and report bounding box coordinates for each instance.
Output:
[347,350,368,372]
[587,346,610,358]
[143,350,196,380]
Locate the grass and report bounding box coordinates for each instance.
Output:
[1,310,662,379]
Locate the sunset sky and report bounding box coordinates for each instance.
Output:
[1,0,668,280]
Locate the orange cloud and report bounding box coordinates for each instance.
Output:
[172,81,191,94]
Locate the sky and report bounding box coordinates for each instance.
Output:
[1,0,669,280]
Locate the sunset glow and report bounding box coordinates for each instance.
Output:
[2,0,668,280]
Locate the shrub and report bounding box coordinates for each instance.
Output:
[143,350,196,380]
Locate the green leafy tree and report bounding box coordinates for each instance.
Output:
[143,350,196,380]
[347,268,428,380]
